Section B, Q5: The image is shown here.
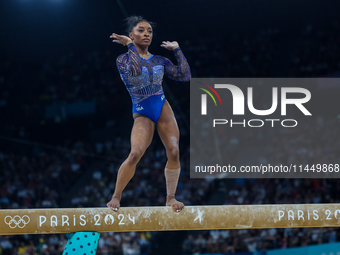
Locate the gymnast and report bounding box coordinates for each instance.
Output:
[107,15,191,213]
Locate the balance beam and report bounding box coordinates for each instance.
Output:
[1,204,340,235]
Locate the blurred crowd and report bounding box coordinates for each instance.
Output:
[0,142,90,210]
[182,227,339,254]
[0,20,339,255]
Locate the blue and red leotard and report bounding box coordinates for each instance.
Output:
[116,42,191,123]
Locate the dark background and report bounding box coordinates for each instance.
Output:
[1,0,340,255]
[1,0,339,63]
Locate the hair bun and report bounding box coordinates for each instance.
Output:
[124,16,156,35]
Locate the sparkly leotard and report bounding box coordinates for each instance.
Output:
[117,42,191,123]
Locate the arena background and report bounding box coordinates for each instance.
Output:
[1,0,340,254]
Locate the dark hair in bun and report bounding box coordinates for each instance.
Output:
[124,16,156,35]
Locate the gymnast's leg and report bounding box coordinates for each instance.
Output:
[157,100,185,212]
[107,114,155,211]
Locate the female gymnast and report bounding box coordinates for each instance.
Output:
[106,16,191,213]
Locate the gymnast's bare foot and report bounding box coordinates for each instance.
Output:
[166,196,185,213]
[107,195,121,212]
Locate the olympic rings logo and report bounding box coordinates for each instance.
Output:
[4,215,30,229]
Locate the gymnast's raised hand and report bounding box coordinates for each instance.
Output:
[161,41,179,51]
[110,33,132,46]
